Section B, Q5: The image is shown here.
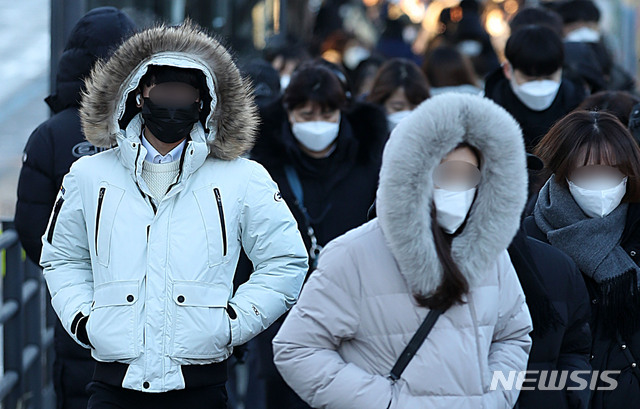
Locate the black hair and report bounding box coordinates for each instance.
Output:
[555,0,601,24]
[240,58,281,103]
[263,36,310,64]
[283,60,347,112]
[366,58,430,107]
[316,58,353,101]
[578,91,640,128]
[423,46,477,88]
[505,25,564,77]
[352,55,386,96]
[509,7,564,38]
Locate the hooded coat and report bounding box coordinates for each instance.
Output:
[39,22,308,393]
[273,93,533,408]
[14,8,135,409]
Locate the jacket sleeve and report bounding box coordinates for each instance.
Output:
[229,162,308,346]
[40,165,94,348]
[484,250,534,409]
[14,123,59,264]
[558,259,592,409]
[272,241,393,409]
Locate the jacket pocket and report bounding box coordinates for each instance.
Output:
[170,281,231,359]
[94,184,125,267]
[193,187,230,267]
[46,196,65,244]
[87,280,141,360]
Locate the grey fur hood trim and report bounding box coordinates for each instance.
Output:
[377,93,527,296]
[80,20,258,160]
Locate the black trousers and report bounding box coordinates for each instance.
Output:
[86,381,228,409]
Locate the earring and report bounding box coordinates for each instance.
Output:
[199,101,204,110]
[136,94,142,105]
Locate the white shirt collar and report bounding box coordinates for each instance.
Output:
[141,134,186,164]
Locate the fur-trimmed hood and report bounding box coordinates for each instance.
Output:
[377,93,527,296]
[80,21,258,160]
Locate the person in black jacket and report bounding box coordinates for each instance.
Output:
[555,0,636,92]
[484,25,585,152]
[525,110,640,409]
[509,6,607,94]
[509,227,591,409]
[246,60,388,409]
[14,7,135,409]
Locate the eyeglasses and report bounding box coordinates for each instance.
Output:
[433,161,481,191]
[148,82,200,106]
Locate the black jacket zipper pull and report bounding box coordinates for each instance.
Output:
[95,187,106,255]
[214,188,228,257]
[47,197,65,244]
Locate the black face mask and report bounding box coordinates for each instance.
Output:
[141,98,200,144]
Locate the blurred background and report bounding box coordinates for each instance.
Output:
[0,0,638,219]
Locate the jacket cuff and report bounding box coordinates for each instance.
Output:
[71,312,93,348]
[227,305,241,346]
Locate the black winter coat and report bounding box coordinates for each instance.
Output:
[508,228,591,409]
[251,99,388,263]
[13,8,135,409]
[484,68,586,152]
[242,99,387,409]
[525,205,640,409]
[15,7,134,264]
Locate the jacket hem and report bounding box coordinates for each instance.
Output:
[93,360,228,389]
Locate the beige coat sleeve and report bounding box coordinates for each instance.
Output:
[483,250,534,408]
[272,241,393,409]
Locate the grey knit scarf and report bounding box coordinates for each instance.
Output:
[534,175,640,335]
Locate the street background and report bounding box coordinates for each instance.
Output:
[0,0,639,221]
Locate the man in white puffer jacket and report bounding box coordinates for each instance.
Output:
[40,21,308,408]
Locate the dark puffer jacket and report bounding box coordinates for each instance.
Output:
[244,98,388,409]
[509,228,591,409]
[525,205,640,409]
[14,7,135,409]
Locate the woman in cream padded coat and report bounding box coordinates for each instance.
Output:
[273,93,533,409]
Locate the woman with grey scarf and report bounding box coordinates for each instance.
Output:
[525,110,640,409]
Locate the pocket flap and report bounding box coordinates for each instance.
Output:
[172,281,230,307]
[93,281,140,308]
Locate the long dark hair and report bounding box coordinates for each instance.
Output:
[415,143,481,310]
[423,46,477,88]
[366,58,430,106]
[283,61,347,112]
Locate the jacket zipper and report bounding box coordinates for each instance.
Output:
[46,197,65,244]
[214,188,228,257]
[95,187,106,255]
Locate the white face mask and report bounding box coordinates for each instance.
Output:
[291,119,340,152]
[565,27,600,43]
[510,74,561,112]
[457,40,483,57]
[343,46,370,70]
[280,75,291,92]
[433,187,477,234]
[387,110,411,132]
[568,177,627,218]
